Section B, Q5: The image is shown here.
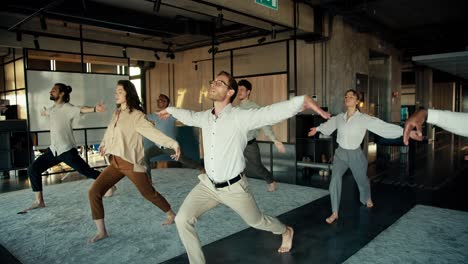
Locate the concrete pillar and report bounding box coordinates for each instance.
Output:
[415,67,433,140]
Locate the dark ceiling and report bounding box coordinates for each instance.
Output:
[305,0,468,58]
[1,0,286,52]
[2,0,467,57]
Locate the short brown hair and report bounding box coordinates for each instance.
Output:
[345,89,360,101]
[217,71,238,103]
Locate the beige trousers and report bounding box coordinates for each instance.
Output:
[175,174,286,264]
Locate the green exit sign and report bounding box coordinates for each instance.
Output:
[255,0,278,10]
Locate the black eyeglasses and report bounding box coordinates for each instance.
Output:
[209,80,230,88]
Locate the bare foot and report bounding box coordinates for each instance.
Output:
[162,210,176,226]
[199,168,206,174]
[325,213,338,224]
[19,201,46,213]
[267,181,277,192]
[278,226,294,253]
[366,199,374,208]
[104,186,117,198]
[87,232,108,243]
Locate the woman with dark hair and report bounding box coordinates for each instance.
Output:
[87,80,180,243]
[308,89,418,224]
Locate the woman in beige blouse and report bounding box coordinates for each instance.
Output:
[88,80,180,243]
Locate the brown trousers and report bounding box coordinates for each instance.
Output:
[88,155,171,220]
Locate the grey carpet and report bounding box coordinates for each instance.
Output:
[0,168,328,264]
[345,205,468,264]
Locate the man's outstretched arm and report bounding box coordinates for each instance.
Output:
[238,95,330,132]
[159,107,205,128]
[404,109,468,145]
[80,102,106,113]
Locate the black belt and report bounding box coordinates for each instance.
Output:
[247,138,256,145]
[210,174,242,188]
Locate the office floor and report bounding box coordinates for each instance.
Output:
[1,132,467,264]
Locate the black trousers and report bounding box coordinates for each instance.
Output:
[27,148,100,192]
[243,141,274,184]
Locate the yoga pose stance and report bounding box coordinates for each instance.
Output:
[158,71,330,263]
[87,80,180,243]
[144,93,204,178]
[308,89,418,224]
[22,83,114,213]
[237,79,285,192]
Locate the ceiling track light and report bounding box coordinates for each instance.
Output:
[207,46,218,55]
[166,52,175,60]
[33,36,40,49]
[153,0,162,13]
[40,15,47,31]
[215,8,223,28]
[154,51,160,60]
[122,46,127,58]
[257,36,266,44]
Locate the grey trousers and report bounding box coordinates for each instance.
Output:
[144,145,203,177]
[175,174,286,264]
[243,141,275,184]
[329,147,371,213]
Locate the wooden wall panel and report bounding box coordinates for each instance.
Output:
[433,82,455,111]
[233,74,288,142]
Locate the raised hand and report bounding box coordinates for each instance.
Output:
[403,109,427,145]
[40,106,49,116]
[303,96,331,120]
[171,144,181,161]
[274,140,286,153]
[95,101,106,113]
[308,127,317,137]
[157,109,171,120]
[99,145,106,156]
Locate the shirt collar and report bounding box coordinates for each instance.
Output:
[343,109,361,120]
[211,104,233,119]
[239,99,250,106]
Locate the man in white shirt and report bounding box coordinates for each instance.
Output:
[403,108,468,143]
[158,71,330,263]
[403,108,468,160]
[22,83,113,213]
[237,79,285,192]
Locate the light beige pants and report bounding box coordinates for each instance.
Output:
[175,174,286,264]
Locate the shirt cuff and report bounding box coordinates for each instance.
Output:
[427,109,439,125]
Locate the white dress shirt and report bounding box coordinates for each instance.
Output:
[48,103,81,156]
[427,109,468,137]
[238,99,277,141]
[167,96,304,182]
[317,110,403,150]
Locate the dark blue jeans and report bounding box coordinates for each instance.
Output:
[27,148,100,192]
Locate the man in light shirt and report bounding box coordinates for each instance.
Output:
[21,83,114,213]
[158,70,331,263]
[144,94,204,177]
[237,79,285,192]
[403,108,468,142]
[403,108,468,160]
